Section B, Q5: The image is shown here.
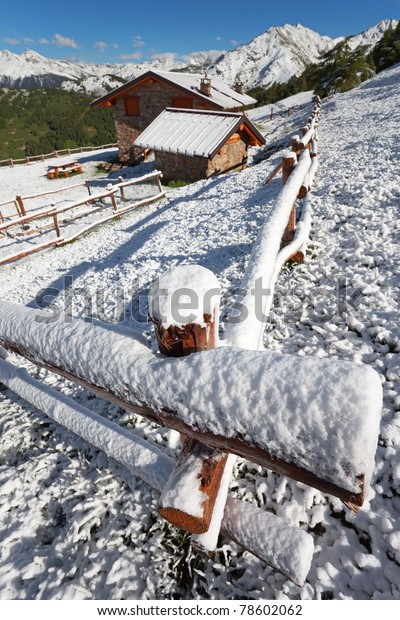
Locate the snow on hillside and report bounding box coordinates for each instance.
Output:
[247,90,315,124]
[0,64,399,599]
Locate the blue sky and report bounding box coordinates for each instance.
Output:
[1,0,398,63]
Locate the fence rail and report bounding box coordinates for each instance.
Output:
[0,143,118,168]
[0,171,165,266]
[224,97,321,350]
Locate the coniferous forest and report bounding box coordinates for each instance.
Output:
[0,88,115,160]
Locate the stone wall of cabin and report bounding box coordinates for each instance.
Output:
[113,81,220,163]
[154,133,249,183]
[154,152,209,184]
[206,134,248,177]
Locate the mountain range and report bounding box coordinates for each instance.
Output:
[0,19,398,95]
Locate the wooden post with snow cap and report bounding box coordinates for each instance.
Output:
[149,264,220,358]
[281,152,297,248]
[149,265,228,534]
[291,135,300,159]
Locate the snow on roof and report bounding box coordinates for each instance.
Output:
[90,70,257,110]
[134,108,264,158]
[154,70,256,108]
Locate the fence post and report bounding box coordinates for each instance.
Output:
[9,159,13,167]
[291,135,300,159]
[118,176,126,201]
[85,180,92,196]
[156,172,163,194]
[107,185,118,212]
[149,265,227,534]
[281,153,297,247]
[16,195,26,217]
[51,204,61,238]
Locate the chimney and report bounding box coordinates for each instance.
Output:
[200,76,212,96]
[234,81,244,94]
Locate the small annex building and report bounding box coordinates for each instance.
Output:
[133,108,266,183]
[90,70,257,163]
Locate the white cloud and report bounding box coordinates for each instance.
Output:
[2,37,20,45]
[132,35,145,48]
[120,51,142,60]
[39,37,50,44]
[52,33,79,49]
[215,36,223,42]
[151,52,178,62]
[94,41,108,53]
[23,37,35,44]
[229,39,239,46]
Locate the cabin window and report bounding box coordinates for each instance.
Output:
[171,96,193,109]
[124,96,139,116]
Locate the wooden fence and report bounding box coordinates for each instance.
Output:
[0,97,384,584]
[0,143,118,168]
[0,171,165,266]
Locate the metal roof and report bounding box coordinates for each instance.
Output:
[91,70,257,110]
[134,109,265,158]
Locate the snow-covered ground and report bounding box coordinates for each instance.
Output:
[0,65,399,600]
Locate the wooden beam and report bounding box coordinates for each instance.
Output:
[158,438,228,533]
[0,355,313,585]
[0,339,366,508]
[263,161,283,186]
[0,300,381,510]
[151,266,227,534]
[281,153,297,247]
[0,237,64,266]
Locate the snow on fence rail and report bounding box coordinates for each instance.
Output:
[0,171,165,266]
[0,298,382,583]
[225,97,321,350]
[0,143,118,168]
[0,347,313,585]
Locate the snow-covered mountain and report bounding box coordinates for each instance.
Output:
[346,18,398,51]
[207,24,340,87]
[0,20,397,94]
[0,49,87,88]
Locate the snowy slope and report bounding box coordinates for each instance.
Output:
[0,63,399,599]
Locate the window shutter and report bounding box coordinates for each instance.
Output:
[124,97,139,116]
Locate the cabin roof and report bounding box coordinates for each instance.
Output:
[90,70,256,110]
[133,108,265,158]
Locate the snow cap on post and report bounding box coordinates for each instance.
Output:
[149,264,221,357]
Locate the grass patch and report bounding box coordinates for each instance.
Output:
[166,179,190,188]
